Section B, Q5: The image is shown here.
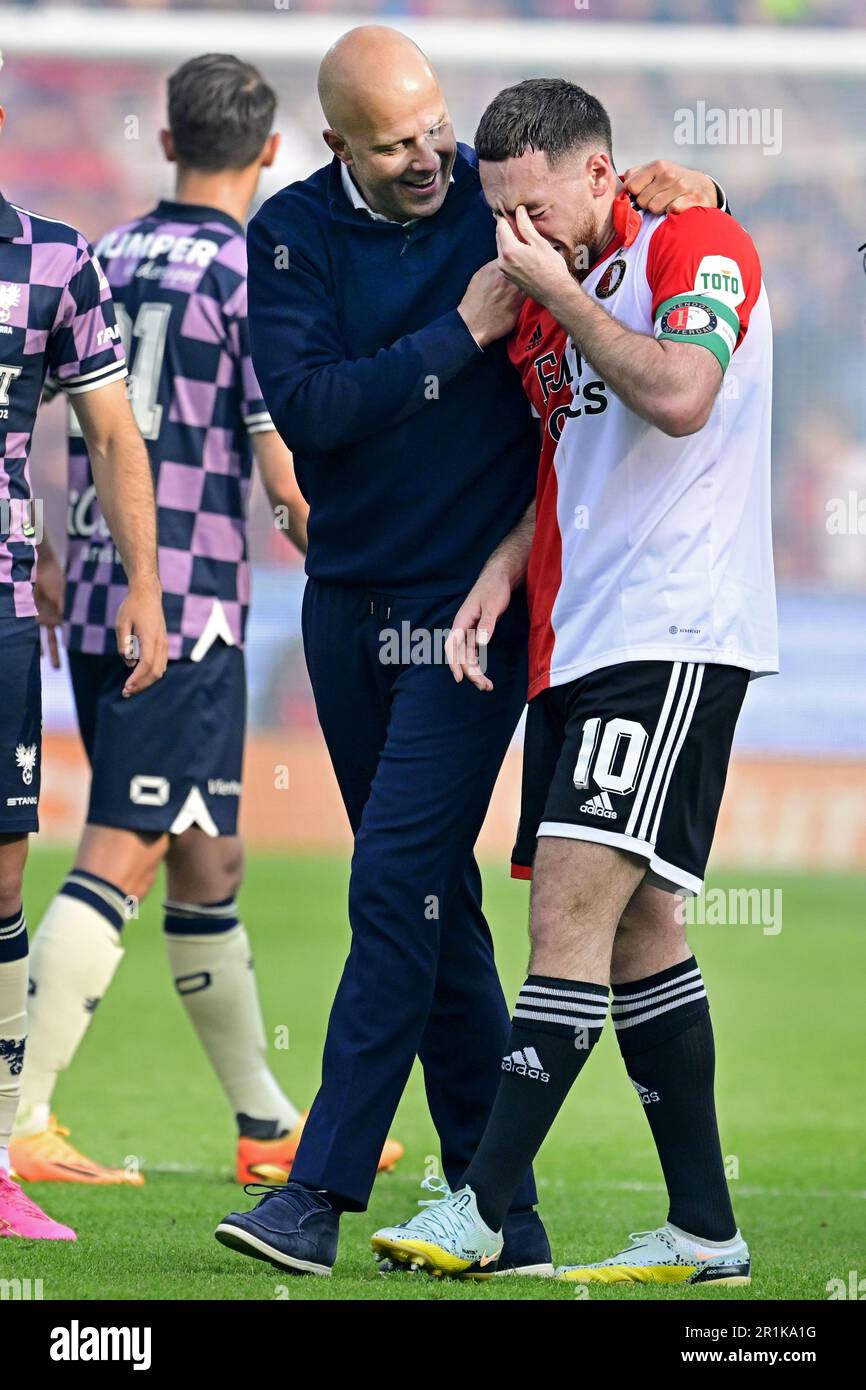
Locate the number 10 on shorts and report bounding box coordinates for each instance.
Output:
[573,717,649,796]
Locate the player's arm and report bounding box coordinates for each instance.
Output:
[496,208,757,437]
[34,530,65,670]
[446,500,535,692]
[620,161,725,215]
[247,201,519,456]
[253,430,309,556]
[47,237,167,694]
[70,381,167,694]
[219,251,310,556]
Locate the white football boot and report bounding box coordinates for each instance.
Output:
[558,1223,751,1286]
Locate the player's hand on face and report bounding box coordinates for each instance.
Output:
[496,207,574,305]
[457,259,525,349]
[621,161,718,215]
[445,564,513,692]
[115,576,168,697]
[34,552,65,670]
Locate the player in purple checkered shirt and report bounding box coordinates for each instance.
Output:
[0,54,168,1239]
[10,56,327,1192]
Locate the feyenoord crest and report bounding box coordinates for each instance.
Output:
[660,301,718,335]
[15,743,37,785]
[0,282,22,323]
[595,257,626,299]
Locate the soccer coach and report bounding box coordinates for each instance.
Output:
[216,26,723,1277]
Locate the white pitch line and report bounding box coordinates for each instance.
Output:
[582,1179,866,1201]
[148,1167,865,1200]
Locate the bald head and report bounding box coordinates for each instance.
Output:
[319,26,436,137]
[318,25,456,223]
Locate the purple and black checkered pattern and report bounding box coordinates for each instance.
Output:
[63,200,273,660]
[0,192,126,619]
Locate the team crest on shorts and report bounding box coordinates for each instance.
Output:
[14,743,37,785]
[595,257,627,299]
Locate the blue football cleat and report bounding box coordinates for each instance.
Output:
[215,1182,339,1276]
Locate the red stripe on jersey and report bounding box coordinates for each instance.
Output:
[511,864,533,881]
[508,301,569,700]
[526,441,561,699]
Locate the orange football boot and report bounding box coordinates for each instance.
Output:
[9,1116,144,1186]
[236,1111,404,1184]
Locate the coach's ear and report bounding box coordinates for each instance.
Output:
[159,128,176,164]
[322,127,350,164]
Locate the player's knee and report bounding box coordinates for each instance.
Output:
[611,890,688,981]
[218,841,245,898]
[0,871,24,920]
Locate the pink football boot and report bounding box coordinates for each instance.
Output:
[0,1169,77,1240]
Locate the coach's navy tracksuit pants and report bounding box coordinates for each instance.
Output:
[291,579,538,1213]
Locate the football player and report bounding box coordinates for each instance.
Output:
[0,51,167,1236]
[372,78,776,1285]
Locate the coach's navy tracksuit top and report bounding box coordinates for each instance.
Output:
[247,144,538,596]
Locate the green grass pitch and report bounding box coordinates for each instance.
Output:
[3,850,863,1300]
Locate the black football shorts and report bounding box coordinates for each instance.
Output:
[512,660,749,895]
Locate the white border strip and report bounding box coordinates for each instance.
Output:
[2,13,866,73]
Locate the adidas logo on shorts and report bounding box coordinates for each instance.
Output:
[579,790,617,819]
[502,1046,550,1083]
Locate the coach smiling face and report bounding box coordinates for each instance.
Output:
[217,25,725,1278]
[318,27,457,223]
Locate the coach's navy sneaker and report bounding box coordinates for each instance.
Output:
[215,1182,339,1276]
[495,1207,554,1276]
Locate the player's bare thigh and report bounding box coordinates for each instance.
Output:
[75,823,168,904]
[610,879,692,985]
[0,833,29,917]
[529,836,645,982]
[74,824,243,906]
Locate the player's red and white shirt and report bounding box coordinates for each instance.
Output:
[509,194,778,700]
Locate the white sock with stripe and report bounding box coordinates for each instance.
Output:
[15,872,126,1136]
[164,899,300,1134]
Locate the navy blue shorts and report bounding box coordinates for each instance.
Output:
[0,619,42,835]
[68,639,246,837]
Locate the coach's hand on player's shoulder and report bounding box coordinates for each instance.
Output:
[116,575,168,697]
[457,259,524,349]
[496,207,574,307]
[621,161,718,215]
[446,563,513,693]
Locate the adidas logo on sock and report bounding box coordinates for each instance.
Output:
[579,790,617,819]
[502,1046,550,1083]
[630,1078,660,1105]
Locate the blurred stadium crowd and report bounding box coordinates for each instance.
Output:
[5,1,866,27]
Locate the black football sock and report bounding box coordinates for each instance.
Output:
[612,955,737,1243]
[462,976,609,1232]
